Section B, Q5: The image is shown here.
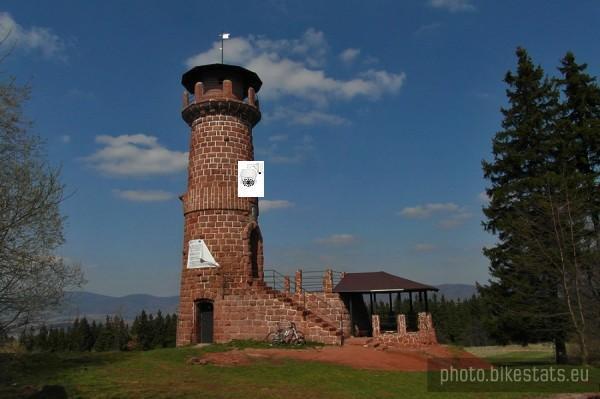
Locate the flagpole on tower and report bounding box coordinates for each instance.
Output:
[219,32,230,64]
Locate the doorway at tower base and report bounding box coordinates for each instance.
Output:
[195,300,214,343]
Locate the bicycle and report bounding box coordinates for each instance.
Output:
[266,322,306,345]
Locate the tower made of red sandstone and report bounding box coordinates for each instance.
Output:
[177,64,264,346]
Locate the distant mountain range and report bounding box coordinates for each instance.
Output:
[55,284,477,324]
[53,291,179,324]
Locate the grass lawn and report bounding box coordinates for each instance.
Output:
[0,343,597,398]
[464,343,556,366]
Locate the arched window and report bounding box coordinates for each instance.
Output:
[250,228,259,279]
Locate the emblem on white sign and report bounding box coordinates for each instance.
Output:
[238,161,264,197]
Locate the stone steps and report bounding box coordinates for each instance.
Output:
[260,286,343,338]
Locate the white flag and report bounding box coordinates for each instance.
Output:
[221,33,230,40]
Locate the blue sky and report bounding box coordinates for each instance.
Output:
[1,1,598,296]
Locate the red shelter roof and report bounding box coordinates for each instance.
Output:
[333,271,438,293]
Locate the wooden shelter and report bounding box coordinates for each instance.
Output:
[333,271,438,336]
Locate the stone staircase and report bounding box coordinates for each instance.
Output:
[259,284,343,339]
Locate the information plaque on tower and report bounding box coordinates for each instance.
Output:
[187,239,219,268]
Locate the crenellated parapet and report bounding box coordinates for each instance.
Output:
[181,95,261,127]
[180,64,261,127]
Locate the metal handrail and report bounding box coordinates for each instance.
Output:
[263,269,294,293]
[262,268,346,293]
[301,273,324,292]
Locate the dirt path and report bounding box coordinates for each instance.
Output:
[200,345,489,371]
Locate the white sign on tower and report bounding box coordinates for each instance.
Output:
[238,161,264,197]
[187,239,219,268]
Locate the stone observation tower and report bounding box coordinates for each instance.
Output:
[175,63,436,348]
[177,64,264,345]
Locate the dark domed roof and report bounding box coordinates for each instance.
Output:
[181,64,262,94]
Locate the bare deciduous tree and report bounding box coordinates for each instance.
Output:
[0,74,84,335]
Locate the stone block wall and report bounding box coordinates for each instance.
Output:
[177,282,345,346]
[219,289,343,345]
[371,312,438,347]
[291,292,351,337]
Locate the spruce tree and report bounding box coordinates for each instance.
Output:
[133,310,151,350]
[481,47,570,362]
[116,316,129,351]
[165,314,177,348]
[35,325,49,351]
[79,317,94,351]
[93,322,111,352]
[556,52,600,318]
[90,320,99,347]
[69,318,81,351]
[152,311,165,348]
[557,52,600,180]
[57,328,67,351]
[47,328,59,352]
[147,313,155,349]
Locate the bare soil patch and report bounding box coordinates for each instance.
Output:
[191,344,489,371]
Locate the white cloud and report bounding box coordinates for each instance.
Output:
[414,22,442,36]
[185,29,405,104]
[399,202,472,229]
[268,134,288,142]
[339,48,360,63]
[428,0,475,12]
[266,108,349,126]
[254,27,328,68]
[0,12,67,59]
[260,199,294,212]
[84,134,188,177]
[316,234,356,245]
[399,202,460,218]
[414,243,437,253]
[438,211,472,229]
[113,189,175,202]
[363,55,379,65]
